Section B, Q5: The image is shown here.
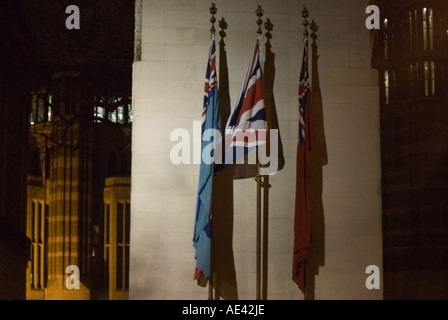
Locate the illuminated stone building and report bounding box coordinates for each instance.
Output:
[0,0,135,300]
[26,70,132,300]
[372,0,448,299]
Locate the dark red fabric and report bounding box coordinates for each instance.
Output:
[293,98,315,293]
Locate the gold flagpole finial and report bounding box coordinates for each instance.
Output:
[209,3,217,34]
[302,6,309,38]
[256,5,264,35]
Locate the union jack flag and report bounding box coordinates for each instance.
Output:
[298,38,310,146]
[193,34,221,284]
[224,34,268,166]
[201,39,218,134]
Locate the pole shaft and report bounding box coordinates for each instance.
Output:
[208,281,213,300]
[256,165,261,300]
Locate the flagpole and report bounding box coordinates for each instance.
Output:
[255,5,264,301]
[208,2,217,301]
[256,164,262,300]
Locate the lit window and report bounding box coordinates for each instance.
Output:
[383,18,388,60]
[384,70,390,104]
[424,60,436,96]
[30,94,37,125]
[94,106,106,123]
[103,180,131,299]
[116,202,130,290]
[128,104,133,123]
[423,8,434,50]
[30,93,53,124]
[93,96,132,124]
[104,203,110,290]
[429,9,433,50]
[117,106,124,124]
[30,200,47,290]
[409,10,418,52]
[109,109,117,123]
[431,61,436,96]
[47,93,53,122]
[423,8,427,50]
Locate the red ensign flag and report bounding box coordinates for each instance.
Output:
[293,37,316,293]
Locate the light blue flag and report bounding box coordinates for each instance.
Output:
[193,34,221,282]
